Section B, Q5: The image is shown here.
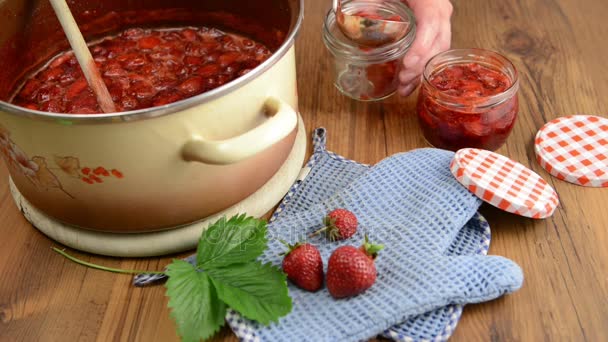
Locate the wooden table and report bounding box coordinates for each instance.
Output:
[1,0,607,340]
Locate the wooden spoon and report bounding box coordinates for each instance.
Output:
[49,0,116,113]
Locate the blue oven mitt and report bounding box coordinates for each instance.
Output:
[227,147,523,342]
[235,129,493,341]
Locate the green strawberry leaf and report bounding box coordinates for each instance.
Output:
[197,214,268,269]
[165,260,227,342]
[207,261,292,325]
[53,213,293,341]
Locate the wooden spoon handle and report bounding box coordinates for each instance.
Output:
[48,0,116,113]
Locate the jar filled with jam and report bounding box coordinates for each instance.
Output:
[417,49,519,151]
[322,0,416,101]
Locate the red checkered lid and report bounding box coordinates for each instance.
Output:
[534,115,608,187]
[451,148,559,219]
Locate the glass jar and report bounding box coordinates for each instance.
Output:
[322,0,416,101]
[416,49,519,151]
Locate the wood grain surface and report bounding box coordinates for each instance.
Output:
[1,0,607,341]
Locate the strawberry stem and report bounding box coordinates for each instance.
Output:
[309,216,337,239]
[308,226,328,238]
[278,239,291,256]
[278,239,302,256]
[52,247,165,275]
[362,235,384,259]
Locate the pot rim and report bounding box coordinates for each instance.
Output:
[0,0,304,124]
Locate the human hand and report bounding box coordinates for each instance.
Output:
[399,0,453,96]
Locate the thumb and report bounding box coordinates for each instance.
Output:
[425,255,524,305]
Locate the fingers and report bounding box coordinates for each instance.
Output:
[406,17,438,65]
[397,76,420,97]
[436,13,452,52]
[398,0,453,97]
[398,16,451,97]
[402,4,439,70]
[398,16,440,95]
[398,32,442,96]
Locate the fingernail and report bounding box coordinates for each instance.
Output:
[403,55,420,69]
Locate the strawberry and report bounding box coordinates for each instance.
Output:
[326,236,384,299]
[281,241,324,292]
[310,209,358,241]
[138,36,161,50]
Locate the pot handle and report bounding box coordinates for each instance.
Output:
[181,97,298,165]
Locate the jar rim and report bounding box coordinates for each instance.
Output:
[323,0,416,62]
[422,48,520,109]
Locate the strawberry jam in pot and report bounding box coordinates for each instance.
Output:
[417,49,519,151]
[12,27,272,114]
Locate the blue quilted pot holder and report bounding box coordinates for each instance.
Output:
[245,128,494,342]
[135,128,523,342]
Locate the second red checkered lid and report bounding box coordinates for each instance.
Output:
[534,115,608,187]
[451,148,559,219]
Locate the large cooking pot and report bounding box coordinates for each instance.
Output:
[0,0,303,232]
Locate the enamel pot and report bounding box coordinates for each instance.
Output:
[0,0,303,232]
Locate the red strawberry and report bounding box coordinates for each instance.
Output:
[310,209,358,241]
[281,242,324,292]
[326,236,384,299]
[138,36,161,50]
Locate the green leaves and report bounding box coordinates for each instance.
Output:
[165,214,292,341]
[52,213,290,341]
[165,260,226,342]
[196,214,268,268]
[207,262,292,325]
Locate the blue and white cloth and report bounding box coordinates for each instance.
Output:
[135,128,523,342]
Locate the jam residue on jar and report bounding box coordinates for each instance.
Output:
[13,27,272,114]
[354,10,402,22]
[417,61,518,151]
[360,58,400,100]
[354,10,403,100]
